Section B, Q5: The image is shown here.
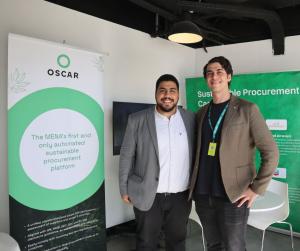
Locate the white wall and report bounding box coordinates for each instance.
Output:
[0,0,196,232]
[195,37,300,75]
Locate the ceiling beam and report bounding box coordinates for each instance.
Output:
[179,1,285,55]
[128,0,177,21]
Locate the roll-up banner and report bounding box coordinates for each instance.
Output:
[186,72,300,234]
[8,33,106,250]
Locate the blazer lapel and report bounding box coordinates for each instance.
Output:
[146,107,159,159]
[222,95,240,132]
[195,105,208,164]
[197,105,208,145]
[179,108,193,163]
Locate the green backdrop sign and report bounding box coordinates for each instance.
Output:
[186,71,300,234]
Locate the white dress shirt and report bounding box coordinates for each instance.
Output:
[155,108,190,193]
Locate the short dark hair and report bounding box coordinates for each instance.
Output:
[203,56,233,86]
[155,74,179,92]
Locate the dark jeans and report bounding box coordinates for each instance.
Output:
[133,191,191,251]
[194,195,249,251]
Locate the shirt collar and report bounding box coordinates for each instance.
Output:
[155,106,179,120]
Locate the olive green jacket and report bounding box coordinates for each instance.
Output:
[189,95,279,202]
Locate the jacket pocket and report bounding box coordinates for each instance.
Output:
[129,174,143,183]
[228,121,246,127]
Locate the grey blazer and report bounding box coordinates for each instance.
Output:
[119,106,195,211]
[189,95,279,202]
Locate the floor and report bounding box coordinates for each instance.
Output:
[107,220,299,251]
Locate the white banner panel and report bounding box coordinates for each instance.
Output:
[8,33,106,251]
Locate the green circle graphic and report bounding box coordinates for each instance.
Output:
[57,54,70,68]
[8,88,104,211]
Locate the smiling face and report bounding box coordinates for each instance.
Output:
[155,80,179,114]
[205,62,231,95]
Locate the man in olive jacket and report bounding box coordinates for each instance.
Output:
[189,56,279,251]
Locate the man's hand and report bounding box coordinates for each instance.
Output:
[235,188,258,208]
[122,194,132,204]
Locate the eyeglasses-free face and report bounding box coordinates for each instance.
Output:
[205,62,231,94]
[155,81,179,113]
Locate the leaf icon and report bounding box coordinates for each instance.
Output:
[10,68,31,93]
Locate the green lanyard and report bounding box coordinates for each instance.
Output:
[208,103,229,142]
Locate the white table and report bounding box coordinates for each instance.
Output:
[250,191,284,212]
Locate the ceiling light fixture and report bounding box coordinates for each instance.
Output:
[168,21,203,44]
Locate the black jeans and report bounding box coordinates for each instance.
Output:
[194,195,249,251]
[133,191,191,251]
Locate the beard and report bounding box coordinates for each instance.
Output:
[157,98,177,112]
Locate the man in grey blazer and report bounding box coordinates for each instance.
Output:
[119,74,195,251]
[189,56,279,251]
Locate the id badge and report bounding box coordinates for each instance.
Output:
[208,142,217,156]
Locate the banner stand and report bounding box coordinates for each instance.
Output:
[8,33,106,250]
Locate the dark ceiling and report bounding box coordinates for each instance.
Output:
[46,0,300,55]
